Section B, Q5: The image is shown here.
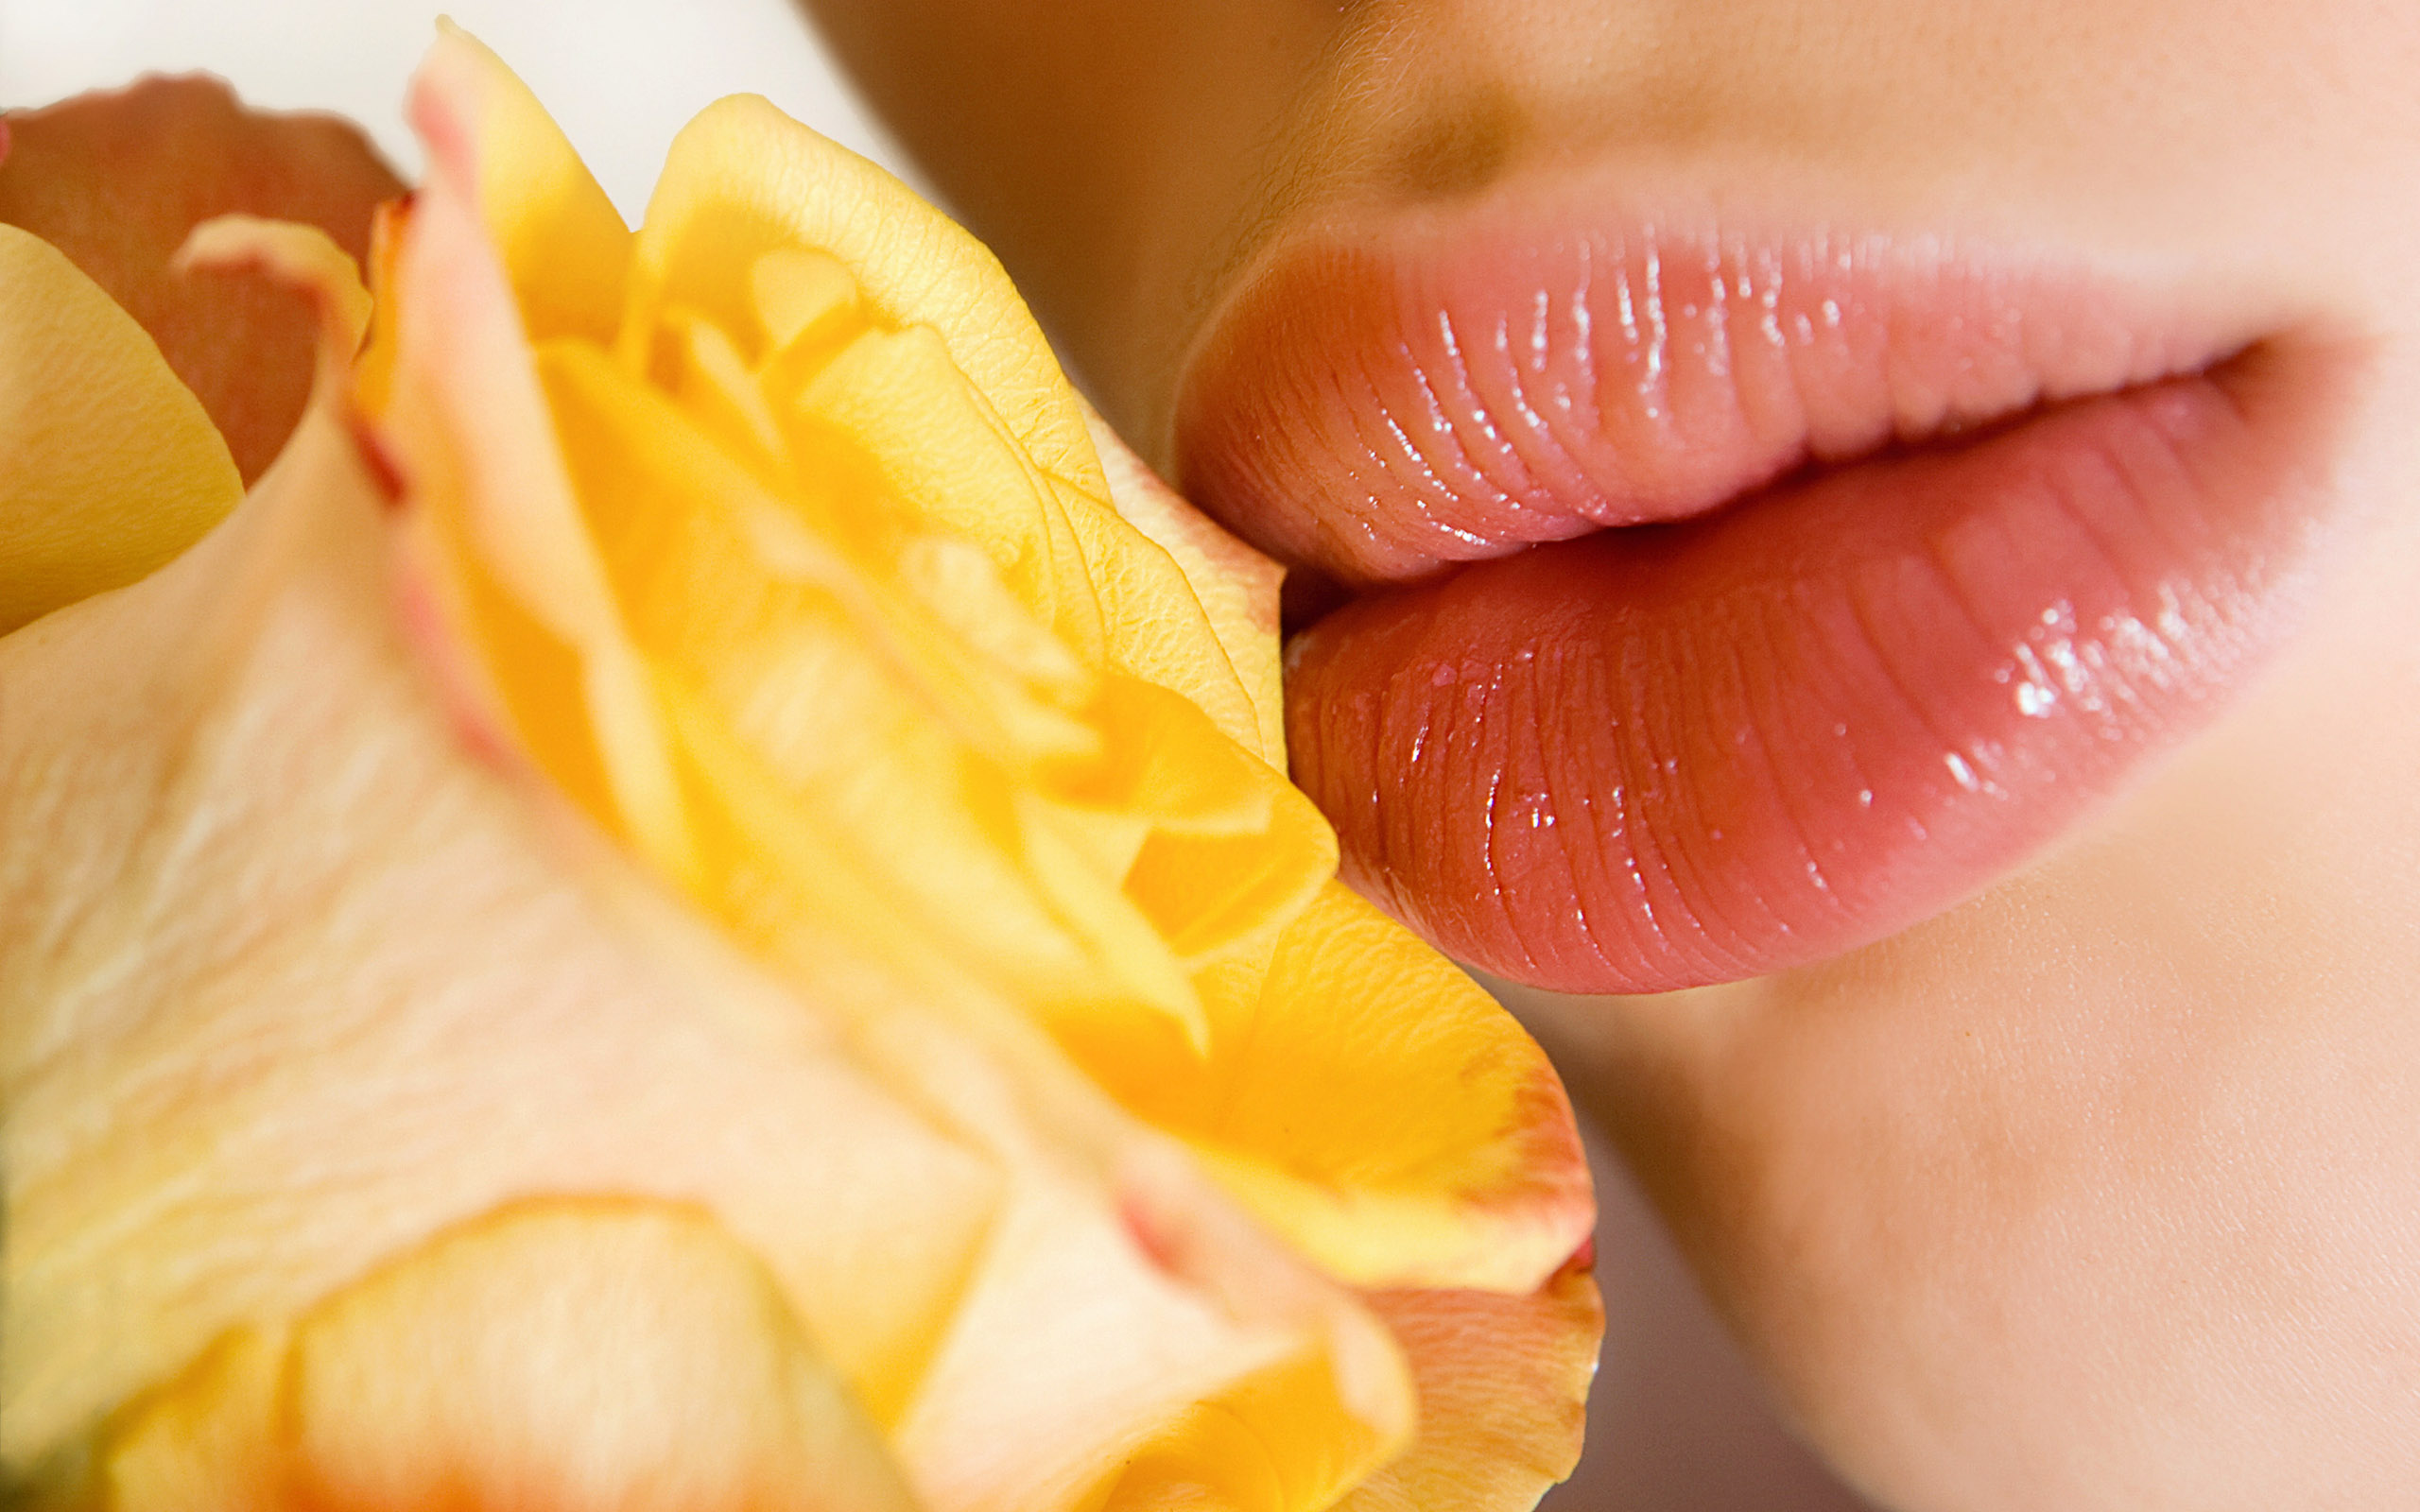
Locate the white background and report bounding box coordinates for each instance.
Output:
[1,5,1877,1507]
[0,0,920,217]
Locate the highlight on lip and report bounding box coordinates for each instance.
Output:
[1277,341,2342,993]
[1177,213,2252,587]
[1170,188,2358,994]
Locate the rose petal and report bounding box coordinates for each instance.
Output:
[103,1203,922,1512]
[175,215,374,384]
[623,91,1268,755]
[97,1327,288,1511]
[1058,674,1335,971]
[406,27,1587,1311]
[1340,1264,1606,1512]
[0,76,402,481]
[1083,412,1287,769]
[385,64,698,883]
[408,23,631,344]
[622,96,1095,491]
[0,360,1411,1509]
[526,339,1207,1034]
[0,223,239,633]
[1070,882,1597,1294]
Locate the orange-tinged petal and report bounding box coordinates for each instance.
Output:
[0,76,401,481]
[1072,882,1595,1295]
[175,215,374,381]
[1340,1266,1605,1512]
[0,222,239,633]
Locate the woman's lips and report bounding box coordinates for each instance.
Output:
[1176,208,2346,993]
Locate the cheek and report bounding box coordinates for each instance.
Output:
[1678,576,2420,1505]
[1567,837,2420,1512]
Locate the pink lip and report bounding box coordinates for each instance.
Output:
[1176,200,2350,993]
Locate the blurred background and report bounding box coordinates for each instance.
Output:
[0,4,1875,1507]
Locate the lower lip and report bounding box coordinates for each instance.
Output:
[1282,346,2343,993]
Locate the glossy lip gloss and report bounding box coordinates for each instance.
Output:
[1178,199,2356,993]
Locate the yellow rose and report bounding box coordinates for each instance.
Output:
[1,27,1599,1512]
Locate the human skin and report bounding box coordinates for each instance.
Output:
[798,2,2420,1508]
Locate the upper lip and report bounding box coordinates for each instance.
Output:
[1174,192,2276,591]
[1173,183,2353,994]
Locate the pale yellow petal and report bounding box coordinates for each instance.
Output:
[1083,410,1285,769]
[101,1205,926,1512]
[627,96,1262,742]
[886,1131,1412,1512]
[385,56,695,882]
[102,1328,289,1512]
[0,222,238,633]
[286,1202,920,1512]
[628,94,1094,492]
[0,389,981,1469]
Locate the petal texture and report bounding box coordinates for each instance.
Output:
[0,375,1409,1508]
[0,223,238,633]
[1340,1266,1605,1512]
[105,1202,921,1512]
[1072,882,1594,1293]
[1083,410,1287,769]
